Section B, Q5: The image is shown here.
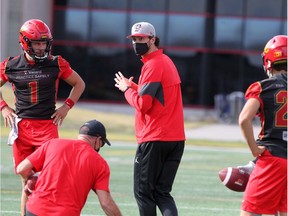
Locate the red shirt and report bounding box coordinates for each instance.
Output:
[26,138,110,216]
[125,49,186,143]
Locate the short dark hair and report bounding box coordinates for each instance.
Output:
[149,36,160,48]
[155,36,160,47]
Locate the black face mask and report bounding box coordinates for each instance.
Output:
[133,42,149,56]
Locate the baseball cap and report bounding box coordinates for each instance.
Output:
[127,22,156,38]
[79,120,111,146]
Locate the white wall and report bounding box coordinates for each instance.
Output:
[0,0,52,60]
[0,1,8,61]
[22,0,52,27]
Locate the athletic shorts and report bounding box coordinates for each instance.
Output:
[12,119,58,173]
[241,149,287,214]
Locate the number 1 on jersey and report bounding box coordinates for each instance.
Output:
[28,81,38,104]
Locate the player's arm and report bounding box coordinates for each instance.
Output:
[17,158,34,181]
[51,70,85,125]
[238,98,266,157]
[62,70,86,105]
[0,78,17,127]
[96,189,122,216]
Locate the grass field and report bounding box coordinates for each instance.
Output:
[0,85,251,215]
[1,139,250,216]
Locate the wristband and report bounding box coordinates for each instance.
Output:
[0,100,8,111]
[123,86,129,93]
[64,98,75,109]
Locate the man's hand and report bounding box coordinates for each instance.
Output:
[1,106,18,127]
[114,71,133,92]
[51,104,70,126]
[252,145,266,157]
[237,161,256,175]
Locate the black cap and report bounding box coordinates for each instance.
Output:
[79,120,111,146]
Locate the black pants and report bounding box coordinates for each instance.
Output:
[134,141,185,216]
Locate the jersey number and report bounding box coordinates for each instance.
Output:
[275,90,287,127]
[28,81,38,104]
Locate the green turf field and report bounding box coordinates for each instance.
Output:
[1,137,250,216]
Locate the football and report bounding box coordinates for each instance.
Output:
[218,167,250,192]
[24,173,38,196]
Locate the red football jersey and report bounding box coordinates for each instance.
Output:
[0,54,73,119]
[245,73,287,158]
